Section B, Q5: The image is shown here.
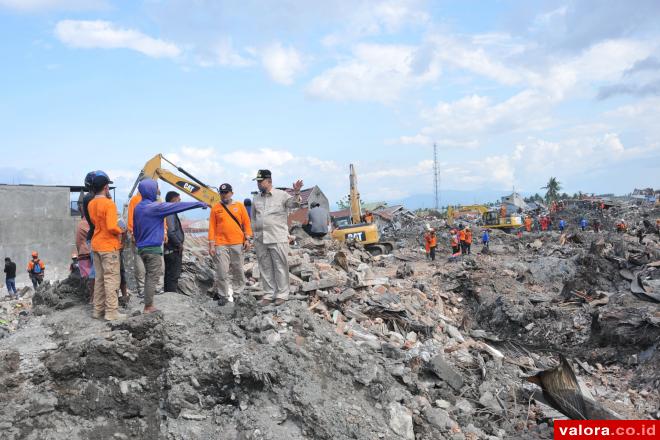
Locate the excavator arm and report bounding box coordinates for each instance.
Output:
[349,163,362,224]
[127,154,221,209]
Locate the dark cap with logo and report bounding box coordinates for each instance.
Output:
[219,183,233,193]
[253,169,272,181]
[92,171,113,191]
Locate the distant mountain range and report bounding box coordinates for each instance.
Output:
[386,190,530,210]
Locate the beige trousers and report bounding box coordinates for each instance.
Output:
[255,241,290,300]
[215,244,246,298]
[92,251,120,317]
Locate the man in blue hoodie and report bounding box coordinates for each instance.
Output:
[133,179,206,313]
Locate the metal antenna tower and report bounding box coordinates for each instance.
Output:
[433,142,440,210]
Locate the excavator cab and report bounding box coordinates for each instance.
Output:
[482,211,523,232]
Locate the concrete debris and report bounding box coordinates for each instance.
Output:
[0,197,658,439]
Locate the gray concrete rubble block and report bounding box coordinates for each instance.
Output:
[424,407,458,431]
[289,273,304,287]
[354,278,389,288]
[345,309,370,322]
[388,402,414,440]
[428,354,464,391]
[479,391,502,412]
[302,278,339,292]
[338,288,357,302]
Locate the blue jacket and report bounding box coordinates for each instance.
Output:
[482,231,490,243]
[559,220,566,228]
[580,219,587,227]
[134,179,206,249]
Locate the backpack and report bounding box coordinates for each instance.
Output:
[32,260,42,274]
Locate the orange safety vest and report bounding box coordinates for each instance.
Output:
[465,230,472,244]
[459,229,466,242]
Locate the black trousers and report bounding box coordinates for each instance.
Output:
[302,224,327,239]
[164,251,183,293]
[429,246,436,261]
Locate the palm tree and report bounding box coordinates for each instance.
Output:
[541,177,562,203]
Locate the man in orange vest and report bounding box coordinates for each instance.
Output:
[209,183,253,304]
[88,171,126,321]
[524,216,532,232]
[459,226,467,254]
[464,227,472,255]
[450,229,460,255]
[424,229,437,261]
[27,252,45,290]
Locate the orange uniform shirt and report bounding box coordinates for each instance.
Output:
[208,201,253,246]
[27,259,45,271]
[127,193,141,233]
[465,230,472,244]
[88,196,123,252]
[459,229,466,242]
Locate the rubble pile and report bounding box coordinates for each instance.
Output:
[0,204,658,439]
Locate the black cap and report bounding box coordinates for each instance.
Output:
[253,169,272,181]
[92,173,112,191]
[219,183,233,193]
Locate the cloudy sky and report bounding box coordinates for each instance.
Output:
[1,0,659,206]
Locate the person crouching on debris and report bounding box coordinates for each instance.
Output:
[482,229,490,251]
[615,219,627,233]
[134,179,207,314]
[88,171,125,321]
[424,228,437,261]
[27,252,45,290]
[251,169,302,306]
[208,183,252,305]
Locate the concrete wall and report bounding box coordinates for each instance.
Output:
[0,185,79,287]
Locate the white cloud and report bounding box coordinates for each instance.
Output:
[321,0,429,46]
[205,37,254,67]
[0,0,107,12]
[426,34,527,86]
[307,43,439,102]
[55,20,182,59]
[225,148,295,167]
[259,42,305,85]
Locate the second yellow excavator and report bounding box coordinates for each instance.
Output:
[331,164,394,255]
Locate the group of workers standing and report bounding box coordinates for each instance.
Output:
[522,215,600,233]
[424,224,477,262]
[71,168,303,322]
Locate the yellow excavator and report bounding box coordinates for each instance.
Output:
[482,208,523,232]
[124,154,221,216]
[446,205,489,226]
[331,164,394,255]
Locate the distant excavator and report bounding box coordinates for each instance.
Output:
[331,164,394,255]
[123,154,220,217]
